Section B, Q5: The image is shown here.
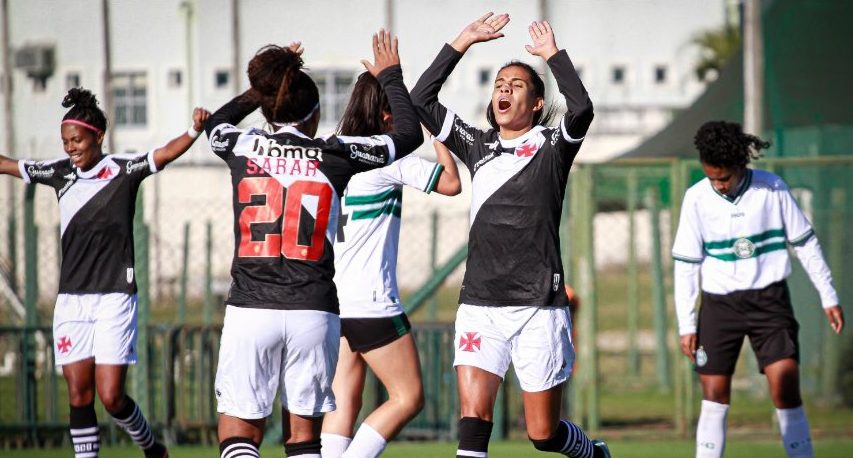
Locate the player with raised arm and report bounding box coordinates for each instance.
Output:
[320,70,461,458]
[411,13,609,458]
[0,88,208,458]
[673,121,844,458]
[205,32,422,458]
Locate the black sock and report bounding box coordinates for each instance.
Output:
[70,403,100,458]
[220,437,260,458]
[530,419,594,457]
[285,439,321,456]
[457,417,493,458]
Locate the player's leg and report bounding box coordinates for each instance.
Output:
[216,305,286,458]
[345,331,424,458]
[55,293,100,458]
[94,293,166,458]
[281,310,340,457]
[696,374,732,458]
[321,337,366,457]
[764,359,812,458]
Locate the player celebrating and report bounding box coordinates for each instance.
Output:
[411,13,609,458]
[205,32,422,458]
[673,121,844,458]
[320,70,461,458]
[0,88,208,458]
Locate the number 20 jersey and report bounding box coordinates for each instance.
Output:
[208,122,402,314]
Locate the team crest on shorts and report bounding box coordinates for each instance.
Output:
[695,346,708,367]
[733,237,755,259]
[459,332,481,352]
[57,335,72,354]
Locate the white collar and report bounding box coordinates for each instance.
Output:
[498,125,546,148]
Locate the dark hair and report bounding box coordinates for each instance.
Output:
[486,61,556,131]
[337,72,389,137]
[247,45,319,124]
[694,121,770,168]
[62,87,107,132]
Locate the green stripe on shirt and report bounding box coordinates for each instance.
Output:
[352,202,402,220]
[424,164,444,193]
[703,228,786,250]
[345,188,402,206]
[705,240,788,261]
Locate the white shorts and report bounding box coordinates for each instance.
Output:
[215,305,340,419]
[453,303,574,392]
[52,293,138,367]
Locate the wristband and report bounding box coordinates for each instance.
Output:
[187,126,201,139]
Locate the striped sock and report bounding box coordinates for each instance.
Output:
[559,420,594,458]
[220,437,260,458]
[70,403,100,458]
[109,396,157,452]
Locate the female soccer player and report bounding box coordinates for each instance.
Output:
[0,88,209,458]
[205,31,422,458]
[673,121,844,458]
[411,13,609,458]
[320,71,461,458]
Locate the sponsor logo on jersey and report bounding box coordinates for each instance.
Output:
[27,165,55,178]
[252,137,324,161]
[458,332,481,352]
[733,237,755,259]
[57,173,77,198]
[550,129,561,146]
[349,145,385,165]
[695,346,708,367]
[552,273,561,292]
[472,151,498,174]
[126,159,149,175]
[57,335,72,354]
[453,118,475,145]
[211,134,231,152]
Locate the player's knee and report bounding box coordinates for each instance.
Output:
[98,390,126,414]
[67,384,96,407]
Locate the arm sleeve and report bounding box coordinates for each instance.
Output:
[375,65,423,161]
[112,150,159,185]
[671,191,705,264]
[674,260,701,335]
[410,44,481,163]
[18,158,67,188]
[375,154,444,193]
[547,50,594,145]
[781,188,839,307]
[204,91,259,159]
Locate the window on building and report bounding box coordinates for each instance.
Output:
[314,70,355,126]
[215,70,230,89]
[168,69,183,88]
[654,65,667,84]
[612,66,625,84]
[479,68,492,86]
[66,72,80,90]
[112,72,147,126]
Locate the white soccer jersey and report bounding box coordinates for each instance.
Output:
[334,154,443,318]
[672,169,838,335]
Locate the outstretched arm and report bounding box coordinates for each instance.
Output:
[450,12,510,54]
[0,154,22,179]
[152,107,210,170]
[432,138,461,196]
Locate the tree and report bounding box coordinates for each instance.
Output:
[692,25,741,82]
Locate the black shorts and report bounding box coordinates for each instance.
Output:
[696,280,799,375]
[340,313,411,353]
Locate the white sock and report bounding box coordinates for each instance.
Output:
[341,423,387,458]
[776,406,814,458]
[696,400,729,458]
[320,433,352,458]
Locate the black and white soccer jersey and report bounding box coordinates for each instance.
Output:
[411,45,594,307]
[204,65,422,314]
[18,152,158,294]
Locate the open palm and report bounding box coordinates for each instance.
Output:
[525,21,559,60]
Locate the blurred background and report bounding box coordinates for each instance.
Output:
[1,0,852,455]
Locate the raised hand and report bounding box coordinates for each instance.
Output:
[362,29,400,77]
[525,20,559,61]
[287,41,304,56]
[192,107,211,132]
[451,12,510,53]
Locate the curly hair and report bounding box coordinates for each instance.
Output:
[337,72,389,137]
[694,121,770,168]
[247,45,319,124]
[486,61,556,130]
[61,87,107,132]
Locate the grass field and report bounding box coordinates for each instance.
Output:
[3,437,853,457]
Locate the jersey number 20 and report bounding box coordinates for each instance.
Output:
[238,177,333,261]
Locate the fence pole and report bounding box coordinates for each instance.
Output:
[627,170,640,378]
[428,210,439,321]
[671,160,691,436]
[178,222,190,324]
[22,185,38,443]
[569,167,585,427]
[576,165,599,432]
[7,184,17,295]
[821,188,844,402]
[204,220,213,325]
[646,186,671,391]
[133,190,151,415]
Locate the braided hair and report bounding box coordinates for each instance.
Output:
[486,61,556,131]
[247,45,319,124]
[337,72,389,136]
[61,88,107,133]
[694,121,770,168]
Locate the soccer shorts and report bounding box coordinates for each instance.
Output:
[696,280,799,375]
[453,303,574,392]
[340,313,411,353]
[52,293,138,367]
[214,305,340,419]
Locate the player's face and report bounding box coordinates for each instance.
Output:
[701,162,745,196]
[61,124,104,171]
[492,65,544,133]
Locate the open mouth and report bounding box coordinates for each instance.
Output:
[497,97,511,113]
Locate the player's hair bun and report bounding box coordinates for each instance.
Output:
[62,87,99,110]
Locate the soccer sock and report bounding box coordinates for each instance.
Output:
[109,396,161,455]
[285,439,322,457]
[530,419,594,458]
[320,432,352,458]
[696,400,729,458]
[220,437,260,458]
[70,403,100,458]
[341,423,387,458]
[776,406,814,458]
[456,417,493,458]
